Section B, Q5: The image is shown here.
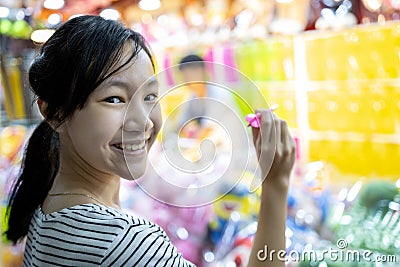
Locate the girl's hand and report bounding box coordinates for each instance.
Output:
[251,109,296,193]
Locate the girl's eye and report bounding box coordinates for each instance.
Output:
[104,96,123,104]
[144,93,158,101]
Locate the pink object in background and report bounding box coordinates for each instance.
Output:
[163,54,175,86]
[245,113,261,128]
[294,136,300,160]
[223,44,238,83]
[245,104,279,128]
[203,47,216,81]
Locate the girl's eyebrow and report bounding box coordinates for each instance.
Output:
[145,77,159,88]
[97,79,130,92]
[100,77,159,92]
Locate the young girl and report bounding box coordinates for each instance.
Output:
[5,15,295,266]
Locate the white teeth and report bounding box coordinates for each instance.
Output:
[115,143,145,151]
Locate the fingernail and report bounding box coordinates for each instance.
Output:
[269,104,279,112]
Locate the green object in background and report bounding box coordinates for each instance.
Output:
[8,20,32,39]
[332,180,400,259]
[0,19,13,35]
[356,181,399,210]
[231,88,256,118]
[1,204,9,243]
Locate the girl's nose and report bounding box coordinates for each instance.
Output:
[123,105,149,133]
[144,118,154,134]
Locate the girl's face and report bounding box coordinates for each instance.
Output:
[62,45,162,180]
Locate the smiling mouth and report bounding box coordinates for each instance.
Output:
[113,142,146,151]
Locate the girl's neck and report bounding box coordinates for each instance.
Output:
[62,131,121,202]
[43,142,122,213]
[50,170,121,207]
[43,170,121,214]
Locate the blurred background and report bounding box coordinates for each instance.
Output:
[1,0,400,266]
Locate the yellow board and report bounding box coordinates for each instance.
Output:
[309,140,400,179]
[159,23,400,180]
[303,23,400,179]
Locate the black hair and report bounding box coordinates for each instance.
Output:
[5,15,154,244]
[178,54,204,70]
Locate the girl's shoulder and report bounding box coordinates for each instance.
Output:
[36,203,160,231]
[30,204,195,266]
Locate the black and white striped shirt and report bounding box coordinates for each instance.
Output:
[24,204,196,266]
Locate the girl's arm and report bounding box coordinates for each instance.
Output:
[247,109,296,267]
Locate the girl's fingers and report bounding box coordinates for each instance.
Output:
[251,109,294,157]
[272,112,281,145]
[257,109,272,143]
[280,119,296,160]
[251,125,260,145]
[281,119,295,150]
[251,126,261,156]
[280,119,289,145]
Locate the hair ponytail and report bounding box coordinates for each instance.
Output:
[5,120,60,243]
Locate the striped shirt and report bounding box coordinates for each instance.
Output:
[23,204,196,266]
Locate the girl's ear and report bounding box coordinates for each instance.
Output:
[37,99,47,118]
[37,99,62,132]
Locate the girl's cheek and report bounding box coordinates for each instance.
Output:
[151,107,162,135]
[93,105,125,125]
